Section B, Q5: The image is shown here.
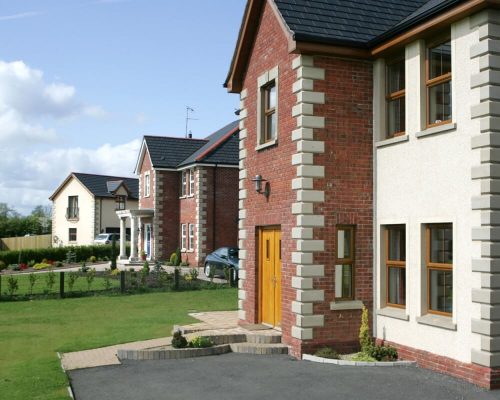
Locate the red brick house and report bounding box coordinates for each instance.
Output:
[226,0,500,389]
[117,121,239,266]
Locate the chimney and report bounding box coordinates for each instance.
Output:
[188,133,192,139]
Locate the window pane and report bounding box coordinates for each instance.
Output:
[429,41,451,79]
[430,225,453,264]
[335,264,352,299]
[266,113,276,141]
[387,59,405,94]
[429,81,452,125]
[429,269,453,313]
[268,85,276,109]
[337,229,351,259]
[388,227,405,261]
[387,97,405,137]
[388,267,406,305]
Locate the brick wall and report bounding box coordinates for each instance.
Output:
[179,170,197,265]
[157,170,180,260]
[139,150,154,210]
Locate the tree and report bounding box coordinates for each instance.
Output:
[0,204,52,238]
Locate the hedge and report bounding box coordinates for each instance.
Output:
[0,245,130,265]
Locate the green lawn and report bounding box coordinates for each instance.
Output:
[0,288,237,400]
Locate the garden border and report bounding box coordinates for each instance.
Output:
[117,344,231,360]
[302,354,417,367]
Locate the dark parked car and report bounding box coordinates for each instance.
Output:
[204,247,239,280]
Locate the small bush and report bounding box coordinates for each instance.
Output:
[68,271,79,292]
[103,269,113,290]
[27,260,36,268]
[80,262,89,273]
[314,347,339,359]
[89,256,97,263]
[175,247,181,266]
[171,331,188,349]
[188,336,214,348]
[28,273,38,296]
[54,261,64,268]
[369,345,398,361]
[8,264,20,271]
[45,270,56,292]
[169,252,178,266]
[0,261,6,271]
[33,263,51,270]
[19,263,28,271]
[6,275,18,297]
[180,261,189,267]
[142,261,150,274]
[359,306,372,354]
[86,268,96,291]
[352,352,377,362]
[189,268,198,280]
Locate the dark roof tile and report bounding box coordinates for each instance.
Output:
[73,173,139,199]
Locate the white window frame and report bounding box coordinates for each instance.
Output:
[181,171,187,197]
[188,223,195,250]
[144,171,150,198]
[189,169,195,195]
[181,224,187,250]
[256,66,279,150]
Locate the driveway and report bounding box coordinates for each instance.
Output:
[69,353,500,400]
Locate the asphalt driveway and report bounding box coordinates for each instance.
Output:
[69,353,500,400]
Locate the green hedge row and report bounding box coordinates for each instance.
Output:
[0,245,130,265]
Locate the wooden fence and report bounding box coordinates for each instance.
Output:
[0,234,52,251]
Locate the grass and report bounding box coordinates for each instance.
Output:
[0,288,237,400]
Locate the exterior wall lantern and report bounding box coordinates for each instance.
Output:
[252,175,270,198]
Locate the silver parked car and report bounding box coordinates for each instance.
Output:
[93,233,120,245]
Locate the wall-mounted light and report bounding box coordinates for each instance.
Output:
[252,174,270,198]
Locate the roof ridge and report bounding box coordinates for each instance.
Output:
[143,134,208,141]
[72,172,138,180]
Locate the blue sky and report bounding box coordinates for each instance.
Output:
[0,0,245,214]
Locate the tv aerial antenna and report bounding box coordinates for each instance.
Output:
[185,106,198,138]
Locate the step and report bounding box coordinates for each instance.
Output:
[246,332,282,344]
[186,332,247,345]
[230,342,288,355]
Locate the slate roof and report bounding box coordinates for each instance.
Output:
[272,0,461,47]
[73,173,139,199]
[143,120,239,169]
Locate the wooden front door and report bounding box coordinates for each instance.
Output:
[259,227,281,327]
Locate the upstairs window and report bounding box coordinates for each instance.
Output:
[263,82,277,143]
[386,56,405,138]
[335,226,355,301]
[189,169,195,195]
[144,172,150,198]
[67,196,79,220]
[115,195,126,210]
[427,39,452,127]
[181,171,187,197]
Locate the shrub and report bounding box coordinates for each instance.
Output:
[80,262,89,273]
[153,261,163,275]
[0,261,6,271]
[103,270,113,290]
[66,250,76,264]
[369,345,398,361]
[171,331,188,349]
[359,306,372,354]
[33,263,51,270]
[314,347,339,359]
[19,263,28,271]
[142,261,150,274]
[41,258,49,264]
[6,275,18,297]
[352,352,377,362]
[8,264,20,271]
[28,273,38,296]
[89,256,97,263]
[68,271,79,292]
[175,247,181,266]
[54,261,64,268]
[45,270,56,292]
[188,336,214,348]
[169,252,178,266]
[189,268,198,280]
[86,268,96,291]
[180,261,189,267]
[27,260,36,268]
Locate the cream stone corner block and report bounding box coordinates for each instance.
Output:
[292,301,313,315]
[239,229,247,240]
[238,200,244,209]
[297,165,325,178]
[239,149,247,160]
[296,289,324,302]
[470,9,500,28]
[481,336,500,352]
[292,177,314,190]
[471,195,500,210]
[239,108,248,119]
[238,290,246,300]
[291,227,314,239]
[470,39,500,60]
[292,55,314,70]
[238,310,247,321]
[296,264,324,277]
[238,239,245,249]
[291,326,313,340]
[239,119,246,130]
[472,319,500,336]
[238,209,247,220]
[292,202,314,215]
[297,115,325,129]
[239,139,246,151]
[296,314,324,328]
[239,169,247,180]
[239,249,247,260]
[292,78,314,93]
[257,71,269,87]
[481,305,500,322]
[292,153,314,166]
[292,103,314,117]
[239,160,245,169]
[238,300,244,310]
[238,279,244,289]
[297,190,325,203]
[480,83,500,101]
[239,180,245,190]
[269,65,279,81]
[297,66,325,80]
[292,127,314,141]
[480,148,500,163]
[472,227,500,241]
[239,128,248,139]
[481,210,500,225]
[292,277,313,290]
[482,117,500,133]
[471,70,500,89]
[482,242,500,258]
[239,189,247,199]
[481,274,500,289]
[472,288,500,304]
[296,214,325,227]
[238,220,245,229]
[297,91,325,104]
[240,88,248,100]
[472,132,500,149]
[473,258,500,273]
[239,259,245,269]
[296,239,324,252]
[239,270,246,280]
[479,23,500,41]
[471,101,500,119]
[297,140,324,153]
[291,251,313,265]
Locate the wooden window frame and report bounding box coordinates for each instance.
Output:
[144,172,150,198]
[426,36,452,129]
[262,81,276,144]
[426,223,453,316]
[69,228,77,242]
[115,195,126,210]
[385,225,406,309]
[188,223,195,251]
[386,56,406,138]
[335,225,355,301]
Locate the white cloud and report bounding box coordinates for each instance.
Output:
[0,60,105,146]
[0,139,141,215]
[0,11,41,21]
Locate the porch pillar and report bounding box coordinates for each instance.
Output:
[119,217,127,260]
[129,216,138,261]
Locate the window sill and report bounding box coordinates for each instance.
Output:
[255,139,278,151]
[416,314,456,331]
[375,135,409,148]
[377,307,409,321]
[181,249,194,253]
[415,122,456,139]
[66,218,79,222]
[179,195,194,200]
[330,300,364,311]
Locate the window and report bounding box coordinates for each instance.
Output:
[386,225,406,307]
[181,224,187,250]
[66,196,79,219]
[335,226,355,300]
[144,172,150,197]
[386,56,405,138]
[262,82,276,143]
[181,171,188,197]
[426,224,453,315]
[115,195,126,210]
[427,38,452,127]
[189,169,195,195]
[69,228,77,242]
[188,224,194,250]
